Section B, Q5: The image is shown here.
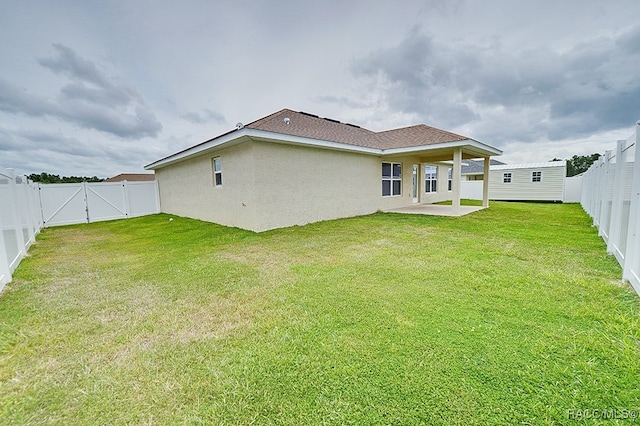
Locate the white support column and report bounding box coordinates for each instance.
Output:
[452,148,462,215]
[482,157,490,208]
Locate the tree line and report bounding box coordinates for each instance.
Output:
[551,153,600,177]
[26,154,601,183]
[27,172,105,183]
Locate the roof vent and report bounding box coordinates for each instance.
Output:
[284,117,290,125]
[235,122,244,130]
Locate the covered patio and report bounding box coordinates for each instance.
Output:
[383,141,502,215]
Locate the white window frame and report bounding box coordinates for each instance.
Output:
[382,162,402,197]
[425,165,437,193]
[531,171,542,183]
[213,156,222,187]
[447,167,453,191]
[503,172,512,184]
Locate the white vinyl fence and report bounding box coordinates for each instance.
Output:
[0,167,43,290]
[1,168,160,290]
[40,180,160,227]
[581,122,640,295]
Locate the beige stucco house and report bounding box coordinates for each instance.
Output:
[145,109,502,232]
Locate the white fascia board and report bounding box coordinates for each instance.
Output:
[145,130,249,170]
[146,129,502,170]
[382,139,503,157]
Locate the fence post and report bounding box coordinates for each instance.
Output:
[585,167,594,217]
[83,181,90,224]
[22,177,38,247]
[123,180,131,218]
[607,140,626,256]
[592,155,604,227]
[623,122,640,290]
[580,167,590,215]
[153,179,160,213]
[0,183,11,288]
[9,170,27,264]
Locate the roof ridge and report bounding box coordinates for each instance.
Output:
[378,123,468,140]
[244,108,296,127]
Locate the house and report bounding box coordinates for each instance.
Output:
[461,159,506,180]
[145,109,502,232]
[489,162,566,202]
[105,173,155,182]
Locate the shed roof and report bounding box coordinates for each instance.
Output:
[491,162,565,171]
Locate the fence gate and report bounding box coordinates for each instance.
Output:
[38,181,160,227]
[86,182,128,223]
[39,183,88,226]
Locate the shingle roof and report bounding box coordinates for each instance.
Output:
[105,173,155,182]
[376,124,469,149]
[246,109,473,149]
[146,108,502,170]
[461,159,506,175]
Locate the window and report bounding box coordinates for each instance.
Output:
[447,167,452,191]
[503,172,512,183]
[532,171,542,182]
[382,162,402,196]
[213,157,222,186]
[425,166,437,193]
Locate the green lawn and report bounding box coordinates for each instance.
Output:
[1,203,638,425]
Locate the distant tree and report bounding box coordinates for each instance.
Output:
[566,154,600,177]
[548,154,600,177]
[28,173,104,183]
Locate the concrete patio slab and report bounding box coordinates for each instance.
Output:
[383,204,486,217]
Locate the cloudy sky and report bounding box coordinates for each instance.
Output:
[2,0,639,178]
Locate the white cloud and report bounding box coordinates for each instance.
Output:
[1,0,640,176]
[348,23,640,149]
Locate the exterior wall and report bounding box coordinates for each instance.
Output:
[156,141,431,232]
[250,142,382,231]
[489,166,565,201]
[378,155,424,209]
[158,140,492,231]
[421,163,454,204]
[155,142,258,229]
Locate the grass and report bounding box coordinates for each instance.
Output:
[435,198,484,206]
[1,202,639,425]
